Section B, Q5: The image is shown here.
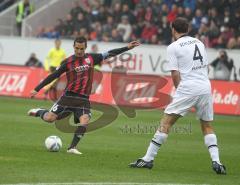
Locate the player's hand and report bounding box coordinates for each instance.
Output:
[30,90,38,98]
[128,41,141,49]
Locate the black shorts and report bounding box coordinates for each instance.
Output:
[50,91,91,122]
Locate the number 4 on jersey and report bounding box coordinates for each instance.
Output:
[193,44,203,65]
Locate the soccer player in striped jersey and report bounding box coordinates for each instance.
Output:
[129,17,226,175]
[28,37,140,155]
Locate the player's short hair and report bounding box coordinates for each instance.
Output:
[171,17,189,34]
[74,37,87,47]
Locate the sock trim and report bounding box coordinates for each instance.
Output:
[40,110,49,119]
[208,144,218,149]
[151,140,161,147]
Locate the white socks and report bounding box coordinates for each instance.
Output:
[204,134,221,164]
[142,130,168,162]
[142,132,221,163]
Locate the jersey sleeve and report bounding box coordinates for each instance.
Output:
[34,61,67,92]
[166,45,178,71]
[90,53,104,65]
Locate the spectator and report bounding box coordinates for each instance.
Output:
[71,30,80,39]
[184,7,193,21]
[158,16,172,45]
[79,28,88,38]
[219,24,234,46]
[227,37,237,49]
[70,1,85,19]
[89,21,102,41]
[213,35,226,49]
[121,4,136,24]
[102,15,115,36]
[183,0,196,11]
[167,4,178,23]
[207,20,220,47]
[112,2,122,23]
[177,6,185,17]
[44,39,66,73]
[55,19,65,36]
[74,13,89,33]
[103,0,112,8]
[25,53,42,68]
[36,26,46,38]
[208,7,221,27]
[120,0,136,10]
[192,9,204,30]
[198,20,210,46]
[110,29,123,42]
[210,50,234,80]
[160,3,169,17]
[144,6,153,22]
[39,26,60,39]
[229,9,240,33]
[63,14,74,37]
[117,16,132,42]
[134,4,145,22]
[195,0,207,14]
[141,22,158,43]
[235,36,240,49]
[221,8,231,26]
[149,34,160,45]
[16,0,34,36]
[150,0,161,17]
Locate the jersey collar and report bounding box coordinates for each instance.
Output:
[177,34,188,40]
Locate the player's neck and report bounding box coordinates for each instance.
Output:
[175,33,187,40]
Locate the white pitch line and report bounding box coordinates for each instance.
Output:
[0,182,211,185]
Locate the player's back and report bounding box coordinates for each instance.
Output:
[167,36,211,96]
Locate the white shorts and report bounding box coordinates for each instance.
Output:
[164,94,213,121]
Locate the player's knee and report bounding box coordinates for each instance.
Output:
[159,121,172,133]
[79,114,90,125]
[201,121,214,135]
[158,114,179,133]
[44,113,57,123]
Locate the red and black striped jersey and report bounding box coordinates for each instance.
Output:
[34,46,130,97]
[35,53,103,97]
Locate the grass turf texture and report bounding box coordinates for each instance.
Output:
[0,96,239,185]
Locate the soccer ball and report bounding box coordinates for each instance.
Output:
[44,136,62,152]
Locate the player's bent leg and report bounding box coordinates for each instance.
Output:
[67,113,90,155]
[201,120,226,175]
[42,112,58,123]
[129,113,180,169]
[28,108,47,117]
[159,113,181,133]
[28,108,57,123]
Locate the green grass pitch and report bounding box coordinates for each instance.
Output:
[0,96,239,185]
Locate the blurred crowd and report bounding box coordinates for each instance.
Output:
[35,0,240,49]
[0,0,17,12]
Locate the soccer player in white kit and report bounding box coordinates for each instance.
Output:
[129,17,226,175]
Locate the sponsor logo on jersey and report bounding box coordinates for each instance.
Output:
[85,58,91,64]
[74,64,90,72]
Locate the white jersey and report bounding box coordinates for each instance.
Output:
[166,36,211,96]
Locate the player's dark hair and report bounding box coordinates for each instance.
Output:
[172,17,189,34]
[74,37,87,47]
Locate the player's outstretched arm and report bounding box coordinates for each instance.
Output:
[104,41,140,59]
[29,63,66,98]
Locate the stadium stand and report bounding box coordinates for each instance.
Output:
[0,0,17,12]
[34,0,240,49]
